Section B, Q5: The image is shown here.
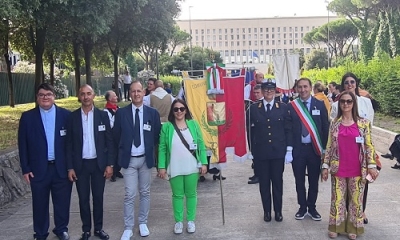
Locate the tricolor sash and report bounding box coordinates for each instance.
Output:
[291,99,324,156]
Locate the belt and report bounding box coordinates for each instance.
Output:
[48,160,55,164]
[131,154,145,158]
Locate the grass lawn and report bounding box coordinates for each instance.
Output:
[0,97,131,150]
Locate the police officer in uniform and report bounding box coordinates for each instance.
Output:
[246,82,293,222]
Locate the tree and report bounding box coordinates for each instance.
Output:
[168,25,190,56]
[304,49,328,70]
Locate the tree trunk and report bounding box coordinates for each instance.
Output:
[113,51,119,92]
[83,36,93,86]
[73,38,81,96]
[31,26,46,97]
[49,53,55,85]
[2,19,15,107]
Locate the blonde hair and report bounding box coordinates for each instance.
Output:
[313,82,325,93]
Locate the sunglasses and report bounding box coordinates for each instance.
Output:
[173,107,186,112]
[344,80,356,85]
[339,99,353,104]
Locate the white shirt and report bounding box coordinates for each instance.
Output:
[168,129,198,178]
[244,84,252,100]
[81,107,97,159]
[330,95,374,124]
[123,74,132,84]
[103,108,116,128]
[143,87,175,106]
[131,104,145,156]
[262,99,275,111]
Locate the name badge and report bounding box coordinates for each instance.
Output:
[356,136,364,143]
[190,143,198,150]
[98,125,106,131]
[312,110,320,115]
[143,124,151,131]
[60,129,67,136]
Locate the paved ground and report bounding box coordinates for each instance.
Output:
[0,150,399,240]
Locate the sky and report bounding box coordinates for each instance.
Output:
[177,0,334,20]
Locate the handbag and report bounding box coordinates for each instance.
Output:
[172,123,197,159]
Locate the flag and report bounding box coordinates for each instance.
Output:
[184,77,247,167]
[206,63,226,95]
[252,50,259,59]
[245,68,255,84]
[231,68,245,77]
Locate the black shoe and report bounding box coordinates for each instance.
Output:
[79,232,90,240]
[391,164,400,169]
[308,209,322,221]
[116,171,124,178]
[199,176,206,182]
[110,176,116,182]
[295,208,307,220]
[56,232,70,240]
[363,218,369,224]
[275,212,283,222]
[94,230,109,239]
[264,212,272,222]
[249,175,256,180]
[381,153,394,160]
[213,174,226,180]
[247,177,259,184]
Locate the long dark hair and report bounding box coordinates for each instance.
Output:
[341,72,360,96]
[168,99,192,123]
[336,91,359,122]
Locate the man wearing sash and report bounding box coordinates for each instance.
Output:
[288,78,329,221]
[246,82,293,222]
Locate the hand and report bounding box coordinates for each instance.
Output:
[23,172,34,184]
[368,168,378,180]
[158,169,166,179]
[199,165,207,175]
[68,169,78,182]
[321,169,329,181]
[285,151,293,164]
[104,166,113,179]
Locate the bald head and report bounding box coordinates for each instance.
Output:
[156,80,164,88]
[255,72,264,83]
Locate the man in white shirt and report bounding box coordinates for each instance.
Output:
[123,71,132,101]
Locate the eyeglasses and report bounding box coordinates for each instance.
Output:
[263,88,275,92]
[37,93,54,98]
[339,99,353,104]
[344,80,356,85]
[173,107,186,112]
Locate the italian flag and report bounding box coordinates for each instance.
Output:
[206,63,226,95]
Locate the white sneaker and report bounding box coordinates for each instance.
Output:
[174,222,183,234]
[120,230,133,240]
[139,224,150,237]
[187,221,196,233]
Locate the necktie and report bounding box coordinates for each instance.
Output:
[301,101,309,137]
[266,103,271,113]
[133,108,141,147]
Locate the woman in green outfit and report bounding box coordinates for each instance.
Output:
[158,99,208,234]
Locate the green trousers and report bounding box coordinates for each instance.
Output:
[169,173,199,222]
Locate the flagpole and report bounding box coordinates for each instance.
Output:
[219,168,225,225]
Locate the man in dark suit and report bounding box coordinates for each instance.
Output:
[66,84,114,240]
[113,81,161,239]
[18,83,72,240]
[288,77,329,221]
[246,82,293,223]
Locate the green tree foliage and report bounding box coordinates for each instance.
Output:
[169,25,190,56]
[304,49,328,70]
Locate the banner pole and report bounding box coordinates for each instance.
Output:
[219,168,225,225]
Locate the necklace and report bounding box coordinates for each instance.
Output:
[179,127,188,131]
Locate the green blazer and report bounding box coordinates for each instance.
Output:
[158,119,208,169]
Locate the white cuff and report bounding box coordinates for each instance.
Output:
[321,163,330,169]
[286,146,293,151]
[367,164,377,169]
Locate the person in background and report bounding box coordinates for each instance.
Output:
[104,90,123,182]
[145,78,156,96]
[66,84,114,240]
[313,82,331,117]
[143,80,175,123]
[123,71,132,101]
[322,91,378,240]
[158,99,208,234]
[327,82,337,102]
[165,83,172,94]
[18,83,72,240]
[244,72,264,101]
[332,85,341,102]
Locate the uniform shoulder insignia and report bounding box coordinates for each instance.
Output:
[258,102,263,108]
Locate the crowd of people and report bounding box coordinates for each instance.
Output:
[245,72,381,240]
[18,70,386,240]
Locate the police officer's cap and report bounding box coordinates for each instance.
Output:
[261,82,276,89]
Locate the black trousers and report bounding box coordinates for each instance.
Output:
[75,159,106,233]
[124,84,130,100]
[292,143,321,211]
[258,158,284,213]
[31,164,72,239]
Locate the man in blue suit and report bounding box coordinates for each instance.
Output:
[18,83,72,240]
[66,84,115,240]
[113,81,161,240]
[288,78,329,221]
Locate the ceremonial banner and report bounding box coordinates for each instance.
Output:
[206,63,226,94]
[185,77,247,166]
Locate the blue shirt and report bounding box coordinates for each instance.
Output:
[40,105,56,160]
